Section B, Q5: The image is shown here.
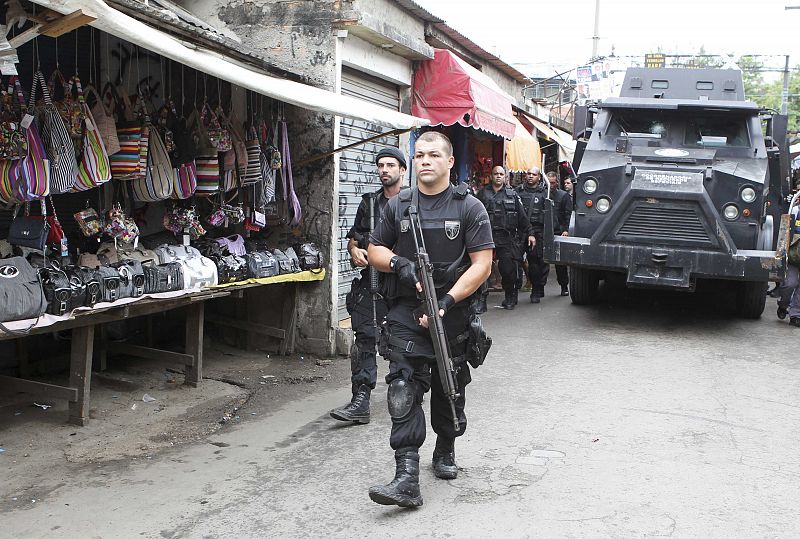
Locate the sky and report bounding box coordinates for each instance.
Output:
[416,0,800,77]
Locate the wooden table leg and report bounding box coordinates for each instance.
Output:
[280,283,299,356]
[68,324,95,426]
[185,302,204,387]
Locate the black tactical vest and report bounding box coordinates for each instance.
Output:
[355,188,387,249]
[392,183,471,296]
[481,186,519,232]
[517,183,547,228]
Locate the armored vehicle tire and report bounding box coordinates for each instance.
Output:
[735,281,767,319]
[569,266,600,305]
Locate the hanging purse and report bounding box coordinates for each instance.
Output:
[33,71,78,194]
[74,206,103,237]
[0,80,27,161]
[110,89,148,181]
[8,201,49,251]
[27,196,67,253]
[86,83,120,155]
[73,78,112,192]
[194,153,220,197]
[48,69,83,140]
[201,103,232,152]
[240,125,264,187]
[132,126,174,201]
[8,77,49,202]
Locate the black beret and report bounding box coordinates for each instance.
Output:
[375,147,407,169]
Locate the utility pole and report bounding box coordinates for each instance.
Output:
[591,0,600,60]
[782,55,790,115]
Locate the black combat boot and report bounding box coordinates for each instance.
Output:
[511,288,519,306]
[530,291,541,303]
[329,384,370,424]
[501,290,515,310]
[432,436,458,480]
[368,447,423,507]
[560,285,569,296]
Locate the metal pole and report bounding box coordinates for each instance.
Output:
[782,55,790,115]
[591,0,600,60]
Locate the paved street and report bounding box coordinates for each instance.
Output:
[3,280,799,538]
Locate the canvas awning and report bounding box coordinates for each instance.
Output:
[29,0,429,131]
[506,116,541,173]
[528,117,576,163]
[412,49,516,139]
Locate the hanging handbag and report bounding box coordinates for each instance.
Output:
[48,69,83,140]
[73,78,112,192]
[171,160,197,199]
[0,80,27,161]
[244,250,279,278]
[85,83,120,155]
[201,103,232,152]
[110,90,148,181]
[27,196,67,253]
[221,148,238,192]
[194,153,220,197]
[143,262,184,294]
[132,126,174,201]
[8,201,49,251]
[8,77,50,202]
[0,256,46,328]
[73,206,103,237]
[240,126,264,187]
[33,71,78,194]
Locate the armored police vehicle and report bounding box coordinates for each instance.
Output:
[543,68,789,317]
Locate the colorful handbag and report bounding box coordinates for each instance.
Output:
[73,206,103,237]
[110,92,148,181]
[85,83,120,155]
[0,81,27,160]
[9,77,49,202]
[132,127,174,201]
[194,154,220,197]
[74,79,112,192]
[48,69,83,140]
[171,160,197,199]
[201,103,232,152]
[33,71,78,194]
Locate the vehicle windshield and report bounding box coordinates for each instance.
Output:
[607,109,751,148]
[684,115,749,148]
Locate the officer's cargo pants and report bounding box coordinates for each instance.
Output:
[346,276,388,393]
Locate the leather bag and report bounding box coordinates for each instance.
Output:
[39,264,75,316]
[143,262,184,294]
[177,255,218,289]
[272,249,292,274]
[0,256,46,328]
[212,254,248,284]
[295,242,325,270]
[111,259,146,298]
[63,265,101,307]
[244,250,279,278]
[9,201,50,251]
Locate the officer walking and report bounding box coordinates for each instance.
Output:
[517,167,548,302]
[477,166,534,309]
[367,131,493,507]
[546,171,573,296]
[329,147,406,424]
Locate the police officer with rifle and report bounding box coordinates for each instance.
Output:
[517,167,549,303]
[477,166,535,309]
[330,147,405,424]
[367,131,493,507]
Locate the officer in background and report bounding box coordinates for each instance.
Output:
[547,171,573,296]
[367,131,493,507]
[517,167,548,303]
[329,147,406,424]
[477,166,534,309]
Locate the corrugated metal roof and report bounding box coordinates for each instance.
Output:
[106,0,296,77]
[432,22,529,83]
[394,0,444,23]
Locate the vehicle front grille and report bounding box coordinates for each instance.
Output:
[615,204,712,245]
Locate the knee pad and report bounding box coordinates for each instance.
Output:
[387,378,416,420]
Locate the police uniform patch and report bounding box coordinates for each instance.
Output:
[444,220,460,240]
[400,219,410,233]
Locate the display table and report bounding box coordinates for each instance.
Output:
[0,270,326,425]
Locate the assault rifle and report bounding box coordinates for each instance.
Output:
[407,203,460,432]
[368,193,381,356]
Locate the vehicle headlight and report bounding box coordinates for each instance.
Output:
[582,177,598,194]
[596,197,611,213]
[740,186,756,203]
[723,204,739,220]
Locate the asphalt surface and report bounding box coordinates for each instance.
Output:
[3,279,799,538]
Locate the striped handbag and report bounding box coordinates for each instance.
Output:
[132,127,174,202]
[171,160,197,199]
[194,154,220,197]
[240,126,263,187]
[11,77,49,202]
[73,77,111,191]
[32,71,76,194]
[110,93,148,181]
[85,84,120,156]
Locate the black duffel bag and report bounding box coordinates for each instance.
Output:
[213,254,248,284]
[94,265,122,303]
[39,265,78,316]
[143,262,184,294]
[294,243,324,271]
[0,256,47,330]
[112,260,146,299]
[272,249,292,274]
[244,251,279,278]
[63,265,102,307]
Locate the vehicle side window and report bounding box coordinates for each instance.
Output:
[684,116,750,147]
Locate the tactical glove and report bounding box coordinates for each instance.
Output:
[390,256,419,289]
